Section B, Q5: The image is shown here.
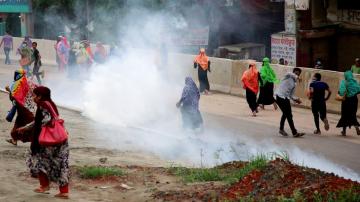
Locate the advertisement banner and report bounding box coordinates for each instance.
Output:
[271,34,297,66]
[172,27,209,46]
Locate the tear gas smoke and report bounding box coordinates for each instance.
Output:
[44,2,359,182]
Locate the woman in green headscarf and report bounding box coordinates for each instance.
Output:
[336,71,360,136]
[257,57,279,110]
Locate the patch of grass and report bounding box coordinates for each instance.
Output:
[225,154,268,184]
[78,166,125,179]
[170,154,269,184]
[169,167,222,183]
[331,186,360,202]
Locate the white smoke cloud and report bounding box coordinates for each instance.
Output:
[44,2,360,182]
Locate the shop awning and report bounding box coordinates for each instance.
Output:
[0,0,31,13]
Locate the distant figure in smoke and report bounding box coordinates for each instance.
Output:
[17,86,70,198]
[275,68,305,137]
[0,31,13,65]
[176,77,203,131]
[19,42,33,77]
[94,42,107,64]
[308,73,331,135]
[54,37,61,70]
[77,40,94,70]
[257,57,279,110]
[56,36,70,72]
[241,63,260,117]
[336,71,360,136]
[67,40,78,78]
[5,69,36,146]
[31,42,44,85]
[194,48,211,94]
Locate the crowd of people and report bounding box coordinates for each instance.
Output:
[1,35,359,199]
[180,49,360,138]
[0,33,111,83]
[240,57,360,137]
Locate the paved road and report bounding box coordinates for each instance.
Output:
[0,60,359,181]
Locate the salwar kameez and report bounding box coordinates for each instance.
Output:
[336,95,359,128]
[24,86,70,195]
[336,71,360,135]
[241,63,260,113]
[246,88,258,112]
[198,67,210,93]
[194,49,211,93]
[257,82,275,105]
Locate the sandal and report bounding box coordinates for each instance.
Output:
[34,186,50,194]
[55,192,69,199]
[6,139,17,146]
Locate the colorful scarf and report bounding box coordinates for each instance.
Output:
[241,63,259,94]
[339,70,360,97]
[194,49,209,71]
[10,69,36,113]
[260,57,279,86]
[10,69,29,106]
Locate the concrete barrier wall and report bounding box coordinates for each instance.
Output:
[172,52,360,115]
[1,37,359,114]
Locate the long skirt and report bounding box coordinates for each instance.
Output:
[246,88,258,112]
[257,82,275,105]
[180,107,203,129]
[11,105,34,142]
[27,141,69,186]
[336,96,360,128]
[198,67,210,93]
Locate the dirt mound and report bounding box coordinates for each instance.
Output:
[222,158,360,201]
[151,159,359,201]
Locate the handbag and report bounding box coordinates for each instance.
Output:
[39,101,68,146]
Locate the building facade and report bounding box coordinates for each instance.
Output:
[0,0,33,37]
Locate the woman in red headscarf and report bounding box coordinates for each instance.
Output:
[17,86,70,199]
[194,48,211,94]
[241,63,260,116]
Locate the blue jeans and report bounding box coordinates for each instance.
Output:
[4,47,10,64]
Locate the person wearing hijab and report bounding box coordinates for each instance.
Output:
[194,48,211,94]
[241,63,260,116]
[17,86,70,198]
[336,71,360,136]
[257,57,279,110]
[176,77,203,130]
[5,69,36,146]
